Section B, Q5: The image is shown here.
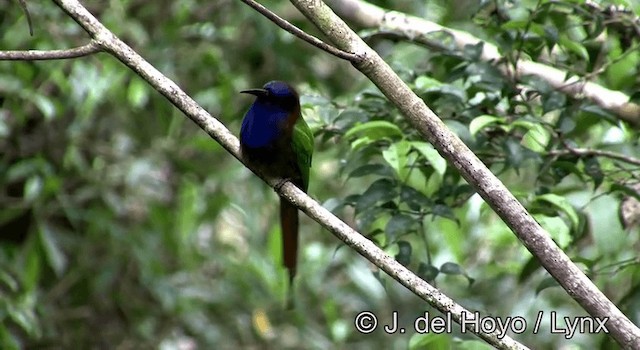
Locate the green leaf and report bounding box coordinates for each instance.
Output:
[23,240,41,292]
[518,256,540,283]
[422,169,442,197]
[0,325,21,350]
[559,34,588,60]
[400,185,433,211]
[350,136,374,150]
[128,78,150,108]
[333,109,367,127]
[610,183,640,201]
[462,42,484,61]
[521,123,550,152]
[348,163,393,178]
[406,161,430,195]
[395,241,412,267]
[456,340,495,350]
[542,91,566,113]
[382,140,411,179]
[534,214,571,248]
[535,277,560,295]
[7,293,41,337]
[24,175,43,202]
[503,138,537,170]
[440,262,462,275]
[38,224,67,277]
[438,85,467,101]
[550,160,583,182]
[0,271,18,292]
[345,120,403,140]
[32,94,56,120]
[606,45,639,90]
[572,256,599,270]
[432,204,457,221]
[175,178,201,259]
[469,115,502,136]
[6,158,49,182]
[535,193,579,230]
[511,120,537,132]
[322,198,345,213]
[355,179,397,214]
[501,19,529,30]
[583,157,603,190]
[579,104,616,123]
[385,214,416,239]
[411,142,447,176]
[414,76,443,91]
[418,262,439,282]
[329,319,349,342]
[409,333,450,350]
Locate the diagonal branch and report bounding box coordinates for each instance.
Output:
[326,0,640,128]
[286,0,640,348]
[0,41,101,60]
[48,0,527,348]
[239,0,360,62]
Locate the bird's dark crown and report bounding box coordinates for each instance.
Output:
[263,81,298,99]
[242,81,299,110]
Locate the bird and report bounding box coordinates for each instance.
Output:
[239,81,313,305]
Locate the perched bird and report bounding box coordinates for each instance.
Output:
[239,81,313,302]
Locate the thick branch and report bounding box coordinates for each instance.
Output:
[48,0,526,348]
[0,41,101,60]
[326,0,640,128]
[288,0,640,348]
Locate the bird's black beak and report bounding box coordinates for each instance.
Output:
[240,88,269,97]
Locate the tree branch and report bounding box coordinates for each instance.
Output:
[239,0,360,62]
[326,0,640,128]
[287,0,640,348]
[47,0,527,348]
[17,0,34,36]
[0,41,101,60]
[550,147,640,167]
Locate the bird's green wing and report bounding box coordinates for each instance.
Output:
[292,115,313,191]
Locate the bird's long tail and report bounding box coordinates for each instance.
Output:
[280,198,298,308]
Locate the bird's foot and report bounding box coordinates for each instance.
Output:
[275,178,293,191]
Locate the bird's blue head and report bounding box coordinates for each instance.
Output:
[241,81,299,110]
[240,81,301,149]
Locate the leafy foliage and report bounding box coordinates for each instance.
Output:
[1,0,639,349]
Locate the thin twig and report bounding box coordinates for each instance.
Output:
[0,41,102,60]
[239,0,361,62]
[17,0,34,36]
[550,146,640,166]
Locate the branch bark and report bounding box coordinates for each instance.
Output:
[287,0,640,348]
[549,147,640,167]
[17,0,34,36]
[239,0,359,62]
[0,41,101,60]
[326,0,640,128]
[44,0,528,348]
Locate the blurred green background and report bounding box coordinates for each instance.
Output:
[1,0,639,349]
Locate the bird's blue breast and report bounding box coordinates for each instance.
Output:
[240,102,291,149]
